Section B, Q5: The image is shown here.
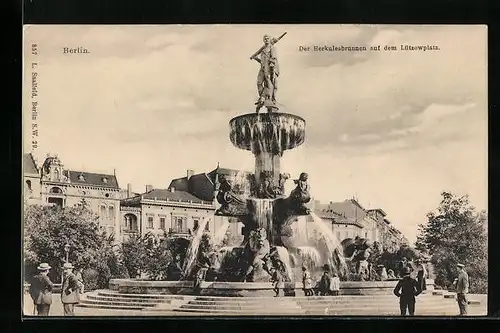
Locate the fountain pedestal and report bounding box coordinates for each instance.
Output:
[213,112,312,283]
[229,112,305,188]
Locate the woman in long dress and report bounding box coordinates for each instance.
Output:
[302,266,313,296]
[415,259,427,292]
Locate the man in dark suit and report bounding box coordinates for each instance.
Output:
[29,263,54,316]
[61,262,80,316]
[454,263,469,316]
[393,266,422,316]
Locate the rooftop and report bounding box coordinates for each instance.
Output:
[23,153,39,175]
[141,188,213,205]
[315,199,368,222]
[367,208,388,217]
[65,170,119,189]
[315,209,365,228]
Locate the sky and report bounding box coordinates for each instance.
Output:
[23,25,488,244]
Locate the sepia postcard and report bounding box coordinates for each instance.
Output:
[22,24,488,317]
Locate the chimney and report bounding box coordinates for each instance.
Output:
[127,183,132,198]
[145,184,153,193]
[187,169,194,180]
[170,187,175,193]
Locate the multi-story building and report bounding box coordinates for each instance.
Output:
[24,153,409,247]
[23,153,122,240]
[119,186,217,241]
[311,199,408,247]
[168,165,250,242]
[23,153,42,205]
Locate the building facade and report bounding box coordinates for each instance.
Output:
[24,154,409,247]
[311,199,408,247]
[119,187,217,241]
[24,153,122,240]
[168,166,250,241]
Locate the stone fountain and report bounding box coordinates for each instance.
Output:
[104,33,436,300]
[176,33,350,293]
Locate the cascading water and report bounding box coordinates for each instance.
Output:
[213,219,231,246]
[181,218,209,280]
[309,212,349,277]
[249,198,273,232]
[275,246,294,282]
[296,246,322,268]
[291,215,309,246]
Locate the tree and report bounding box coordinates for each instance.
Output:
[119,231,174,280]
[24,204,126,288]
[120,234,148,278]
[415,192,487,293]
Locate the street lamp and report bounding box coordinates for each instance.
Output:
[64,243,70,263]
[60,243,70,284]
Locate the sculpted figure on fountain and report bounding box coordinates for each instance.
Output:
[215,175,250,216]
[287,172,311,215]
[341,236,373,281]
[243,228,272,282]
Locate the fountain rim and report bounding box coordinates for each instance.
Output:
[110,278,435,289]
[229,112,306,124]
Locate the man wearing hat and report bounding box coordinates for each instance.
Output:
[29,263,54,316]
[61,262,80,316]
[454,263,469,316]
[393,266,422,316]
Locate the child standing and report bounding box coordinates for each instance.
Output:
[330,272,340,296]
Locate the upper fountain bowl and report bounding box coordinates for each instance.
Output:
[229,112,306,154]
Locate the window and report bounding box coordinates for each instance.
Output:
[100,205,107,218]
[26,180,32,191]
[205,220,210,231]
[108,206,115,218]
[365,232,368,238]
[49,187,62,194]
[160,217,166,230]
[336,231,341,240]
[148,216,154,229]
[193,219,199,231]
[172,216,187,233]
[124,214,138,231]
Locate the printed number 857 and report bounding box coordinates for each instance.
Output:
[31,44,38,55]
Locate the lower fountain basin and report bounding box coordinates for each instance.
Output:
[109,278,435,296]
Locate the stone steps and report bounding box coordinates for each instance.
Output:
[76,289,485,315]
[77,303,147,311]
[95,290,187,300]
[80,299,160,308]
[86,294,173,304]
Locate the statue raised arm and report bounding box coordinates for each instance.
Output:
[251,33,286,113]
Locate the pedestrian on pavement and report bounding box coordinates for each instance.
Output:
[270,268,283,297]
[74,267,85,294]
[415,259,427,292]
[318,268,331,296]
[393,266,422,316]
[301,266,313,296]
[329,272,340,296]
[61,262,80,316]
[29,263,54,316]
[454,263,469,316]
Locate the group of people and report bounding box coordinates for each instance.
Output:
[300,266,340,297]
[393,262,469,316]
[28,262,84,316]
